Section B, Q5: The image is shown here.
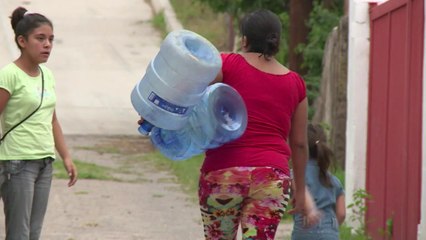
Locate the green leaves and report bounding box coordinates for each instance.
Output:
[300,0,341,113]
[346,189,373,239]
[195,0,287,15]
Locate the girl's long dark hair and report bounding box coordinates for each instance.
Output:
[308,123,334,188]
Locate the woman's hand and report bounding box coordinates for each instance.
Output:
[303,208,322,228]
[288,189,306,215]
[137,117,144,125]
[288,196,321,228]
[288,186,322,228]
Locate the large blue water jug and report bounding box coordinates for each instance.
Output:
[131,29,222,134]
[149,83,248,161]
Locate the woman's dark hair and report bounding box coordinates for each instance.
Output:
[308,123,334,188]
[10,7,53,49]
[240,9,281,60]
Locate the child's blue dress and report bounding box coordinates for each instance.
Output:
[291,159,344,240]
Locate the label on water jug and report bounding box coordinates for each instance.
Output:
[148,92,188,115]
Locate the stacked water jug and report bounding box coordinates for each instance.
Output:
[131,29,247,160]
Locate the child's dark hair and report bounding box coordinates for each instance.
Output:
[308,123,334,188]
[10,7,53,49]
[240,9,281,60]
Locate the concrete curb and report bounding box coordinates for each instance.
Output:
[149,0,183,32]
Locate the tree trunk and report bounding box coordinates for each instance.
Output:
[344,0,349,16]
[312,16,349,169]
[322,0,334,9]
[225,13,235,51]
[288,0,313,74]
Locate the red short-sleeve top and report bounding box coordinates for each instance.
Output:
[202,53,306,175]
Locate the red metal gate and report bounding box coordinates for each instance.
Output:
[366,0,424,239]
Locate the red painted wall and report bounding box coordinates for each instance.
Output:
[367,0,423,239]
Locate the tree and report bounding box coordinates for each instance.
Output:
[288,0,344,76]
[344,0,349,16]
[288,0,313,74]
[194,0,286,51]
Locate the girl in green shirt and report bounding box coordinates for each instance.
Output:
[0,6,77,239]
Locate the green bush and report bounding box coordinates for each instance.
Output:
[299,1,342,117]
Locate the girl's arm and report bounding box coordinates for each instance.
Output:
[0,88,10,115]
[52,110,77,186]
[336,194,346,225]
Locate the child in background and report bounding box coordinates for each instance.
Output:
[291,123,345,240]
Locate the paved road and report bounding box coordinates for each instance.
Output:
[0,0,207,239]
[0,0,160,135]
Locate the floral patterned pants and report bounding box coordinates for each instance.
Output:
[198,167,291,240]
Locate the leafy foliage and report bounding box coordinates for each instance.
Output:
[298,1,342,111]
[195,0,287,16]
[276,12,290,65]
[342,189,372,239]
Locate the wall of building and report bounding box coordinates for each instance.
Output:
[420,1,426,238]
[346,0,370,228]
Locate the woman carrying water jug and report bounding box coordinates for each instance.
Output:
[198,9,309,240]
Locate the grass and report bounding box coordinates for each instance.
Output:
[142,151,203,195]
[169,0,228,50]
[151,10,168,38]
[53,159,115,181]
